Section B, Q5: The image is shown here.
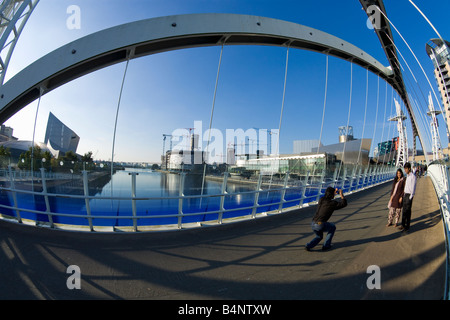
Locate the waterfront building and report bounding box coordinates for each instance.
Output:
[235,152,336,179]
[311,138,371,165]
[0,140,52,164]
[164,149,206,172]
[293,139,323,154]
[0,125,17,142]
[44,112,80,157]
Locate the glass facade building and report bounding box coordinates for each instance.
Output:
[44,112,80,156]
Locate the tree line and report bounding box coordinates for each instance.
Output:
[0,145,96,172]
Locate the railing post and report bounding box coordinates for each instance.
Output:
[356,166,362,191]
[8,165,21,223]
[82,170,94,231]
[342,166,348,192]
[332,164,339,188]
[40,168,54,228]
[369,166,375,186]
[315,166,326,203]
[129,172,139,232]
[178,172,186,229]
[376,165,380,183]
[371,165,376,185]
[362,165,369,188]
[278,171,289,212]
[300,170,310,207]
[349,165,356,192]
[252,172,263,218]
[218,172,229,224]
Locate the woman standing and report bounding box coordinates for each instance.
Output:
[387,168,405,226]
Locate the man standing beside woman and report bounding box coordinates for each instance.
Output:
[387,163,417,232]
[387,168,405,227]
[399,162,416,232]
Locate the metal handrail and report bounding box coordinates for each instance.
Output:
[0,164,396,232]
[427,163,450,300]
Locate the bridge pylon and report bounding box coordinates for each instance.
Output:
[427,92,444,161]
[389,98,408,167]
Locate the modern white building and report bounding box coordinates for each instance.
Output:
[293,139,323,154]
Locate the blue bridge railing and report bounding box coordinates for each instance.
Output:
[0,163,396,232]
[427,162,450,300]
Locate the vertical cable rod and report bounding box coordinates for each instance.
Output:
[200,44,224,206]
[110,56,131,197]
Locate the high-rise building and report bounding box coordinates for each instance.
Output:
[426,39,450,146]
[44,112,80,156]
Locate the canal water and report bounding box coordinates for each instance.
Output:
[3,168,324,228]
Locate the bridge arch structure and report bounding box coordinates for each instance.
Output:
[0,12,428,159]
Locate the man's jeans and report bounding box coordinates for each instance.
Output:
[306,222,336,249]
[401,193,413,230]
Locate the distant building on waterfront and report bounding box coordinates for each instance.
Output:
[0,124,17,142]
[236,125,372,177]
[374,137,397,164]
[0,140,52,164]
[162,132,206,172]
[44,112,80,157]
[426,39,450,147]
[311,138,371,165]
[236,152,336,178]
[293,126,371,165]
[164,150,206,171]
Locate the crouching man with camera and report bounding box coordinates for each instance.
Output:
[305,187,347,251]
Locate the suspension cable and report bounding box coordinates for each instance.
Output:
[357,69,369,165]
[110,56,131,193]
[336,61,353,183]
[379,9,447,138]
[385,28,440,157]
[268,45,290,188]
[200,44,224,205]
[386,86,394,163]
[30,87,44,191]
[379,82,388,163]
[317,54,329,155]
[370,77,380,159]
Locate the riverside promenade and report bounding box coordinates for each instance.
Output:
[0,175,446,300]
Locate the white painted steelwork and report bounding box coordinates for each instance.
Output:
[0,13,393,123]
[0,0,39,85]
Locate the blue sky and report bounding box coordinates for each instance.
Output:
[3,0,450,163]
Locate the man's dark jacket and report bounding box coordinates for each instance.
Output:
[312,196,347,223]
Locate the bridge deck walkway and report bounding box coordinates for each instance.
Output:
[0,175,446,300]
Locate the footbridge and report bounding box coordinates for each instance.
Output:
[0,0,449,302]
